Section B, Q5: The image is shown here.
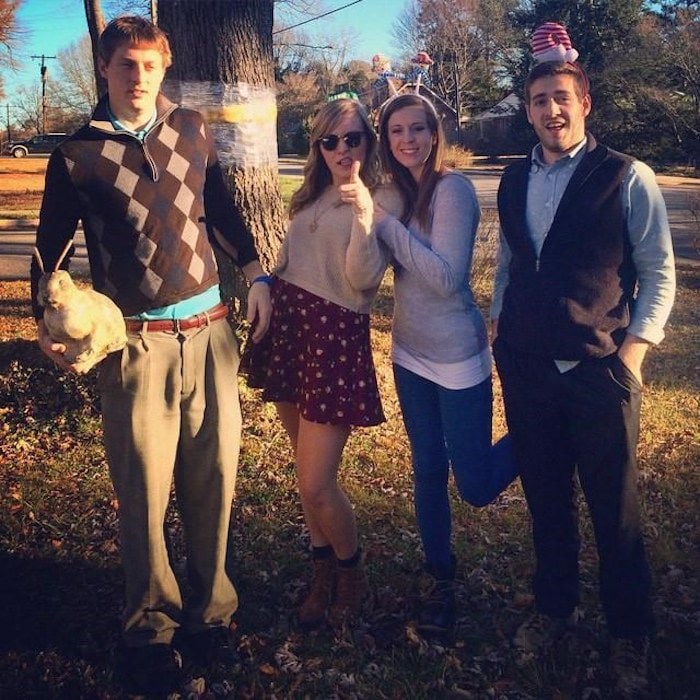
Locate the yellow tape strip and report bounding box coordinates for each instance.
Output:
[203,102,277,125]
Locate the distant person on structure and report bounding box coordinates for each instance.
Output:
[29,15,272,697]
[490,22,675,698]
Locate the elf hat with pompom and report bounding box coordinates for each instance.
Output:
[531,22,579,64]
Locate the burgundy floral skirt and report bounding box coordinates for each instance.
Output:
[245,278,384,426]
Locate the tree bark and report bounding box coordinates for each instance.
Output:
[83,0,107,98]
[158,0,285,307]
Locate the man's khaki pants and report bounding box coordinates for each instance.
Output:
[98,318,241,646]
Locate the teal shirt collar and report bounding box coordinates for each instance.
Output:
[106,105,157,141]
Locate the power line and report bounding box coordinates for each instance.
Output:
[273,0,365,35]
[277,43,334,50]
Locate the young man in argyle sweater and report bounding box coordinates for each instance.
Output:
[30,16,271,695]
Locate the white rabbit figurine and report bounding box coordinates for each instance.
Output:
[34,240,127,374]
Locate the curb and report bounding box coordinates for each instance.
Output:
[0,218,39,230]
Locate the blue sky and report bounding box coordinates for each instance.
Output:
[280,0,407,62]
[6,0,408,97]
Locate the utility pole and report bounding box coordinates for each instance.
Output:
[453,62,462,146]
[4,104,11,142]
[31,54,57,134]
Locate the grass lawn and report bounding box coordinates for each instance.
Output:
[0,232,698,697]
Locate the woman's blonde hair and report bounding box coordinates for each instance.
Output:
[378,94,446,228]
[289,99,380,218]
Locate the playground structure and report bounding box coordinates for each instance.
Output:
[368,51,460,144]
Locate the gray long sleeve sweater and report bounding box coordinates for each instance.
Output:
[377,172,489,364]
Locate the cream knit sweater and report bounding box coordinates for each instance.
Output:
[274,183,402,313]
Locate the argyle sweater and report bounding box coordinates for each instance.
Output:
[31,94,259,318]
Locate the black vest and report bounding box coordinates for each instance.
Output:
[497,140,636,360]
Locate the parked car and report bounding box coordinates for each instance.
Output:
[3,132,67,158]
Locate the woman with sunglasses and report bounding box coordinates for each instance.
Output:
[367,93,517,642]
[248,99,399,630]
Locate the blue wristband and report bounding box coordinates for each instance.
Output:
[251,274,273,286]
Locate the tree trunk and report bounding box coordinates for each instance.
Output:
[83,0,107,98]
[158,0,285,309]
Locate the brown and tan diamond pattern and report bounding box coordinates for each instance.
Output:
[55,107,222,316]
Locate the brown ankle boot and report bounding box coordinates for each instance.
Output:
[328,555,369,627]
[297,556,336,629]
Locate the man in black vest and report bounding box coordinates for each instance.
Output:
[490,59,675,697]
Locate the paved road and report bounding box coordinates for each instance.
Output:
[0,230,90,279]
[1,167,697,280]
[462,170,699,263]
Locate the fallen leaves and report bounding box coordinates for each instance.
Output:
[1,272,700,697]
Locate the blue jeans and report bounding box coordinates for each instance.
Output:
[393,364,517,573]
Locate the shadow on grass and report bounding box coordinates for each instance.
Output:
[0,338,100,421]
[0,337,44,367]
[0,297,36,320]
[0,554,122,655]
[0,554,123,697]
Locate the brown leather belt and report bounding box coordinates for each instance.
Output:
[125,303,229,333]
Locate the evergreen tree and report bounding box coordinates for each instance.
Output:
[510,0,673,158]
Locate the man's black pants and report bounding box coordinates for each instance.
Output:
[493,337,654,638]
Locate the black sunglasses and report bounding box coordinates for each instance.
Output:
[318,131,365,151]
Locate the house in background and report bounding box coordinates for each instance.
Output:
[461,92,522,155]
